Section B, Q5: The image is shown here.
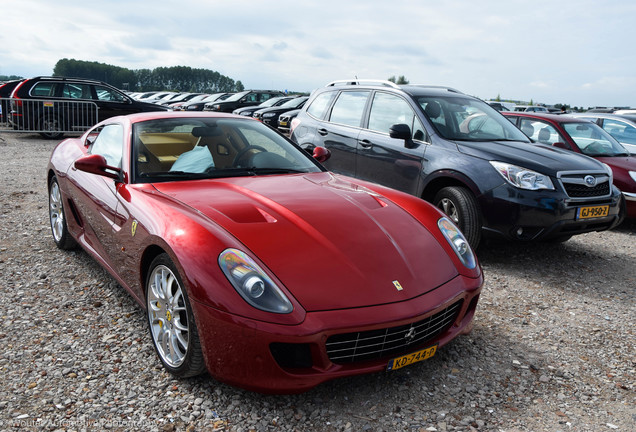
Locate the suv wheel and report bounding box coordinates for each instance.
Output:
[38,114,64,139]
[433,186,481,249]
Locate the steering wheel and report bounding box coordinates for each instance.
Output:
[233,145,266,167]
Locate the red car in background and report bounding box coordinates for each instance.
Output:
[504,112,635,218]
[47,111,482,393]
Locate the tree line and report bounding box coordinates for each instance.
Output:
[50,59,244,93]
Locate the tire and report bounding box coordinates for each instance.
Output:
[146,254,206,378]
[38,114,64,139]
[48,176,77,250]
[433,186,482,249]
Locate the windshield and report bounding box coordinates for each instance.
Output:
[133,117,323,183]
[416,95,530,142]
[562,122,629,156]
[224,91,250,102]
[280,97,307,108]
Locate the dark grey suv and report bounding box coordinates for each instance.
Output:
[290,80,624,248]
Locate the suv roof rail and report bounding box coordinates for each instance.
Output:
[406,85,464,94]
[325,79,400,89]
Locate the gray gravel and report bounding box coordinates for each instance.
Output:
[0,132,634,432]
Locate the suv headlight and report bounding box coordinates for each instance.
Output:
[438,218,476,269]
[219,249,293,314]
[629,171,636,183]
[263,112,276,118]
[490,161,554,190]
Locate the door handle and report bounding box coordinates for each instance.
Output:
[359,139,373,148]
[317,128,328,136]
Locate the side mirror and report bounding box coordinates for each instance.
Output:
[74,154,122,180]
[312,146,331,163]
[390,123,416,149]
[552,142,570,150]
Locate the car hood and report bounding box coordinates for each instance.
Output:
[455,140,605,174]
[153,172,458,311]
[595,155,636,171]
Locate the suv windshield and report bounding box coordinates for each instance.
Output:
[416,96,529,142]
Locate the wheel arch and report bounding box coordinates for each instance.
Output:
[140,244,170,299]
[421,170,481,203]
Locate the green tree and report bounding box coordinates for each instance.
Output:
[388,75,409,84]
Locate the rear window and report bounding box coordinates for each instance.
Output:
[306,91,336,119]
[328,91,369,127]
[30,82,56,97]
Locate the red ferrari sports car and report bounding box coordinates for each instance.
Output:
[47,112,483,393]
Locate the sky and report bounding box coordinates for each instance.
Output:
[1,0,634,108]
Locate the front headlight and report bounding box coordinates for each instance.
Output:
[438,217,476,269]
[219,249,293,314]
[186,105,198,110]
[490,161,554,190]
[263,113,276,118]
[211,104,221,111]
[629,171,636,183]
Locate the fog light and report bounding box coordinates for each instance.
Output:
[516,227,524,236]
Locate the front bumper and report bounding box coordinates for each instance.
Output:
[191,273,483,394]
[479,183,624,241]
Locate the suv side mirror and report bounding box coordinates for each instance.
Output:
[390,124,416,149]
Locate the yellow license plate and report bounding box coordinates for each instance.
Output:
[577,205,609,220]
[387,345,437,371]
[279,121,288,126]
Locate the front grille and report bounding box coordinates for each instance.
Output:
[560,174,610,198]
[326,300,462,364]
[563,181,610,197]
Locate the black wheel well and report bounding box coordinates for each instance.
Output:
[140,245,168,296]
[421,176,476,202]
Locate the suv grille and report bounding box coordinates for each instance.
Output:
[560,174,610,198]
[325,301,462,364]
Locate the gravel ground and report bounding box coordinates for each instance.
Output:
[0,132,634,432]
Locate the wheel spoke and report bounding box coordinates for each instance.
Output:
[147,263,190,369]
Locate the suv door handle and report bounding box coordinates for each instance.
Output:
[317,128,328,136]
[359,139,373,148]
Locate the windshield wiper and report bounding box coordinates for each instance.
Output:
[242,167,307,175]
[139,170,210,178]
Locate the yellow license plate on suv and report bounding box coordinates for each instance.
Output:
[577,205,609,220]
[387,345,437,371]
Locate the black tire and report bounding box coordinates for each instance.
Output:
[38,114,64,139]
[48,176,77,250]
[433,186,482,249]
[146,254,206,378]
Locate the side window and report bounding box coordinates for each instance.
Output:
[94,85,126,102]
[518,119,561,145]
[306,92,336,119]
[328,91,370,127]
[602,119,636,144]
[30,82,56,97]
[90,124,124,168]
[62,83,91,99]
[368,92,417,135]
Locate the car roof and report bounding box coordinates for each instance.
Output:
[505,112,591,124]
[103,111,254,126]
[320,79,468,98]
[570,112,636,122]
[25,76,110,86]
